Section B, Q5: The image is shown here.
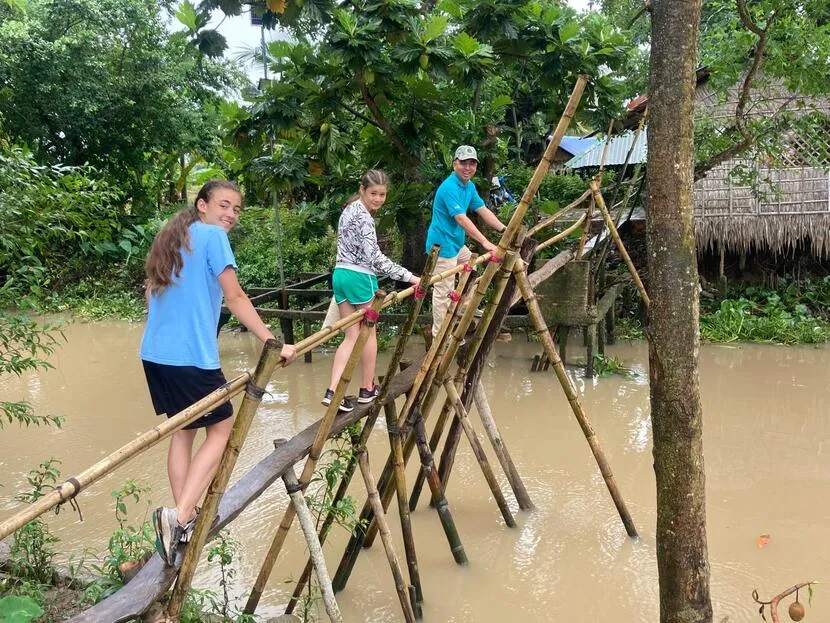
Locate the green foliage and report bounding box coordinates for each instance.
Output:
[0,595,43,623]
[591,353,634,378]
[8,460,61,586]
[615,315,645,341]
[42,280,145,322]
[231,203,337,288]
[206,531,240,620]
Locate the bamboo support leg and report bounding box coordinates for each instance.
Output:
[303,319,313,363]
[606,304,616,345]
[558,327,569,367]
[358,451,416,623]
[598,317,606,355]
[515,265,638,538]
[282,469,342,623]
[444,381,515,527]
[473,382,534,511]
[244,292,386,615]
[409,399,453,510]
[167,340,285,619]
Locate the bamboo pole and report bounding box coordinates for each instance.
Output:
[282,468,343,623]
[575,195,594,260]
[357,450,416,623]
[408,399,453,511]
[589,179,650,307]
[526,190,591,238]
[332,280,474,592]
[514,263,638,538]
[244,291,386,615]
[443,380,515,527]
[472,381,534,511]
[0,372,250,541]
[168,339,284,618]
[536,213,587,253]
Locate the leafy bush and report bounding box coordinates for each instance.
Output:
[231,202,337,288]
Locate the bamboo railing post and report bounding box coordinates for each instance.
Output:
[244,291,386,615]
[357,450,416,623]
[167,339,285,619]
[589,179,650,307]
[514,262,638,538]
[282,468,343,623]
[472,381,534,511]
[443,380,515,527]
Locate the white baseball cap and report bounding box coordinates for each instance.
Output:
[454,145,478,161]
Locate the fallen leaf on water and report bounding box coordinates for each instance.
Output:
[756,534,771,548]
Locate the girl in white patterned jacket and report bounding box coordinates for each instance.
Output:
[322,170,420,412]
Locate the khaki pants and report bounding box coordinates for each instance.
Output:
[432,245,472,337]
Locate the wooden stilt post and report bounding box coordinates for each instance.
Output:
[244,291,386,616]
[286,249,439,615]
[472,381,534,511]
[443,380,515,527]
[167,340,285,619]
[282,468,343,623]
[586,323,596,378]
[514,263,638,538]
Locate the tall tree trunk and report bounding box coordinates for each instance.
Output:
[647,2,713,623]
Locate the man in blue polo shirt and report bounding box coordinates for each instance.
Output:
[426,145,507,336]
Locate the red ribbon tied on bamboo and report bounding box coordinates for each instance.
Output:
[363,309,380,324]
[462,263,473,273]
[488,253,503,264]
[448,290,461,302]
[413,284,425,299]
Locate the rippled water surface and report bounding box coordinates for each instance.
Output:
[1,319,828,622]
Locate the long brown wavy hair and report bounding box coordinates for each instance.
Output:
[344,169,389,207]
[145,180,241,295]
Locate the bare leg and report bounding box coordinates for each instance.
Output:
[168,428,198,504]
[328,300,372,391]
[361,325,377,389]
[174,416,234,525]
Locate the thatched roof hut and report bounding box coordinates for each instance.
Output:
[567,71,830,257]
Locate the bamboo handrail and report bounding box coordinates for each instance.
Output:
[526,189,592,238]
[536,213,587,253]
[0,372,250,541]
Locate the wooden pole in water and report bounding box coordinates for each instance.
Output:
[282,468,343,623]
[442,380,515,527]
[0,373,250,542]
[472,381,534,511]
[244,291,386,615]
[589,179,650,307]
[357,450,416,623]
[167,339,284,619]
[514,263,638,538]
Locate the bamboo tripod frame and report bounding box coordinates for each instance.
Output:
[4,74,651,623]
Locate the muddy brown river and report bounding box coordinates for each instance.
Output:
[1,319,828,622]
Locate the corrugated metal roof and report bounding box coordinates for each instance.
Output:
[565,130,647,169]
[559,136,599,156]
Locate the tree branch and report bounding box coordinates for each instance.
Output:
[355,71,420,168]
[340,101,383,130]
[694,0,777,180]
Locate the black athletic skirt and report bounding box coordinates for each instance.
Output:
[142,360,234,430]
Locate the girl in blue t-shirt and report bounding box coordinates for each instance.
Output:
[141,180,296,566]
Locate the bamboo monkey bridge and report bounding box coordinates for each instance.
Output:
[0,76,650,623]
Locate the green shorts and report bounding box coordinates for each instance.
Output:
[333,268,378,305]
